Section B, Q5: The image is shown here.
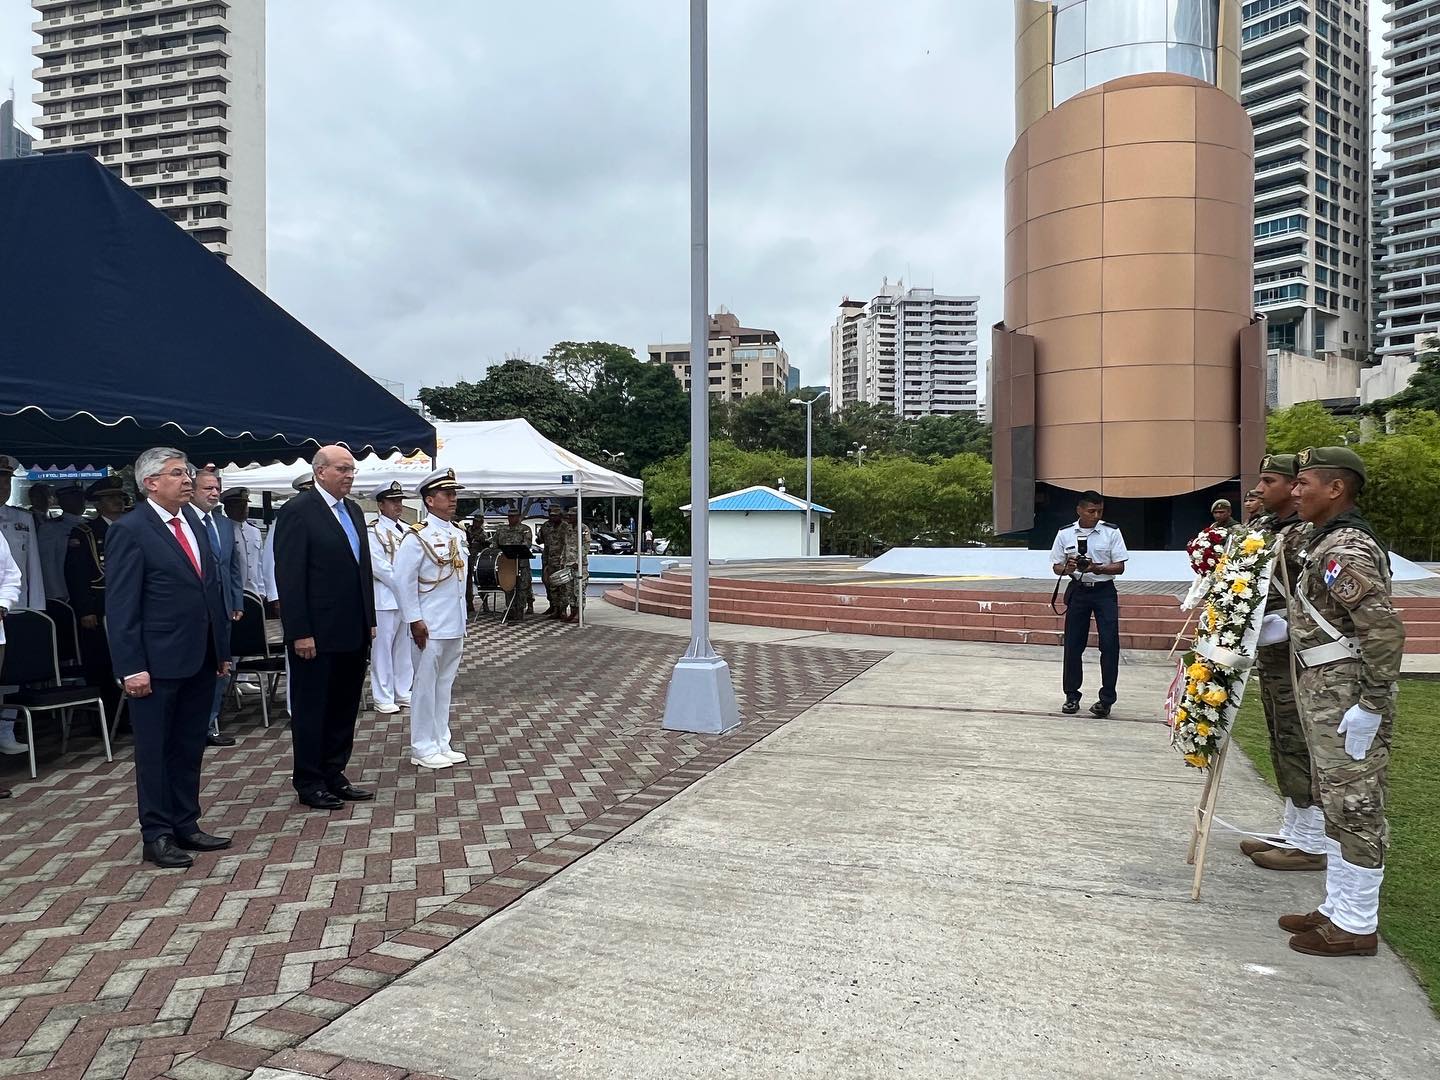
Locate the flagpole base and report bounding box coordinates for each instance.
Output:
[661,654,739,734]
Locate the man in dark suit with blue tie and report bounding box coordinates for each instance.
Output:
[191,469,246,747]
[105,448,233,868]
[273,444,377,810]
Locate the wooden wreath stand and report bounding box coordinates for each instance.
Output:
[1185,737,1232,900]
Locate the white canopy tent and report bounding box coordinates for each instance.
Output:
[231,419,644,628]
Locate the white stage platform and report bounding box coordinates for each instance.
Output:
[863,547,1436,583]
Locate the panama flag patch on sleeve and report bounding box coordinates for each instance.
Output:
[1323,559,1342,588]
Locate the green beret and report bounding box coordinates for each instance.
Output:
[1258,452,1297,479]
[1296,446,1367,485]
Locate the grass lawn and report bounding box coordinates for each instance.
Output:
[1231,680,1440,1011]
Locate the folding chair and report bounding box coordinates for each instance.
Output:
[46,598,84,679]
[231,591,283,728]
[0,609,111,779]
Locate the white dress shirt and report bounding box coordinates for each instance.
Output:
[148,499,202,569]
[1050,520,1129,585]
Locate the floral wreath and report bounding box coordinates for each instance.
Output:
[1186,524,1230,575]
[1167,529,1277,769]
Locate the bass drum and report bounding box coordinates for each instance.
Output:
[471,549,501,591]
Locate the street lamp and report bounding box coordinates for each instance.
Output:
[847,442,868,466]
[662,0,738,736]
[789,390,829,557]
[600,449,624,529]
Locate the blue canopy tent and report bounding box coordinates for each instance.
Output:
[0,154,435,468]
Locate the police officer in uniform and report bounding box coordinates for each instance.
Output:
[65,477,129,727]
[1247,454,1326,870]
[38,482,87,602]
[492,505,535,624]
[0,455,48,756]
[1272,452,1405,961]
[1275,447,1405,958]
[1049,490,1129,717]
[367,480,413,714]
[395,468,469,771]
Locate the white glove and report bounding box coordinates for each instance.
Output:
[1258,613,1289,646]
[1337,704,1382,761]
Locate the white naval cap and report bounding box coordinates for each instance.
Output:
[0,454,20,476]
[371,480,406,501]
[418,467,462,496]
[291,471,315,492]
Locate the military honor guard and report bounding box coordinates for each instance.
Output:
[492,505,535,624]
[0,454,47,756]
[220,487,265,597]
[1276,447,1405,958]
[1248,454,1327,871]
[367,480,413,714]
[37,481,87,602]
[395,468,469,770]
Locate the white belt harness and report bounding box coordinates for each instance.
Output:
[1292,583,1362,668]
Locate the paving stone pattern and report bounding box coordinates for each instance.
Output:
[0,617,885,1080]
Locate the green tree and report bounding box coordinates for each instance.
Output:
[540,341,637,396]
[417,359,591,453]
[586,349,690,473]
[899,413,993,462]
[727,390,811,456]
[1367,336,1440,415]
[1266,401,1357,453]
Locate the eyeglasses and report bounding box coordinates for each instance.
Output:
[158,466,194,480]
[320,464,357,475]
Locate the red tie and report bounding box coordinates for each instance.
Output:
[169,517,202,577]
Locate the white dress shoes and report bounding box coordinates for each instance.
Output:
[0,736,28,756]
[441,749,467,764]
[374,702,401,715]
[410,753,453,770]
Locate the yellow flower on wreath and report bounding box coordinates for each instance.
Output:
[1187,661,1213,682]
[1202,688,1228,707]
[1214,554,1228,575]
[1195,722,1212,738]
[1230,578,1249,595]
[1176,708,1189,725]
[1184,753,1209,768]
[1241,534,1265,556]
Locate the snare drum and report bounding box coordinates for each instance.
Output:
[549,567,575,587]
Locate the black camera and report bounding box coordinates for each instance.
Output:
[1074,537,1093,573]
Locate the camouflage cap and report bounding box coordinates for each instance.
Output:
[1296,445,1367,485]
[1258,452,1297,478]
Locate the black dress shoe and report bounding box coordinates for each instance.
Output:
[1061,700,1080,715]
[0,787,11,799]
[142,836,194,868]
[1090,702,1112,718]
[329,784,374,802]
[206,733,237,747]
[175,830,232,852]
[299,790,344,810]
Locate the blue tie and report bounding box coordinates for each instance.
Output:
[334,501,360,561]
[204,514,221,560]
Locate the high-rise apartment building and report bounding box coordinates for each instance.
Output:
[1375,0,1440,359]
[1,97,38,159]
[29,0,267,289]
[1242,0,1371,360]
[830,282,979,417]
[648,310,791,400]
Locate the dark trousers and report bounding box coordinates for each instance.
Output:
[287,646,367,796]
[1062,581,1120,707]
[131,642,215,842]
[78,623,121,728]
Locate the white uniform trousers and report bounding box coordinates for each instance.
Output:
[409,636,463,760]
[371,609,414,708]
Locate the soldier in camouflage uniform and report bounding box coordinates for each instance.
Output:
[1277,447,1405,958]
[492,506,534,624]
[1247,453,1327,872]
[536,505,565,619]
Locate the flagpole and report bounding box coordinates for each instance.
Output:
[662,0,738,735]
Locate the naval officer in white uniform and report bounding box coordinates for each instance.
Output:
[394,468,469,770]
[367,480,413,714]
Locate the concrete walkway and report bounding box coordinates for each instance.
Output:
[285,607,1440,1079]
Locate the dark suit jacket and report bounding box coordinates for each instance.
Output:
[273,488,375,653]
[104,504,231,680]
[202,511,246,615]
[64,515,110,618]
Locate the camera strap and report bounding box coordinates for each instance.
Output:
[1050,575,1073,616]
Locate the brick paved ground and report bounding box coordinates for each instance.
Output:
[0,616,885,1080]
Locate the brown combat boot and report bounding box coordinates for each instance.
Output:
[1288,922,1378,957]
[1278,910,1330,934]
[1239,836,1281,857]
[1250,847,1326,872]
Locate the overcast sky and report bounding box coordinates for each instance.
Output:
[0,2,1392,400]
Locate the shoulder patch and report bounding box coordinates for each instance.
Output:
[1328,565,1373,608]
[68,537,81,548]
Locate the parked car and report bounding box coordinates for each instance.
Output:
[589,529,633,555]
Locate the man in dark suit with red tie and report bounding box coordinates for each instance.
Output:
[273,444,377,810]
[105,448,233,868]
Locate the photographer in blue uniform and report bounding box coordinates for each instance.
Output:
[1050,491,1129,718]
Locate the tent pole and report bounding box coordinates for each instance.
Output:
[567,486,578,630]
[634,495,643,613]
